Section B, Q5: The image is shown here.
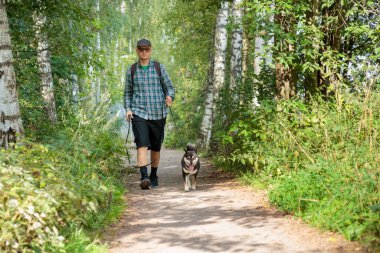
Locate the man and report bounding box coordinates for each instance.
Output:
[124,38,175,189]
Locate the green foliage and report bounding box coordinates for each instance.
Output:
[163,0,220,147]
[243,0,380,97]
[215,92,380,249]
[164,73,205,148]
[0,99,126,252]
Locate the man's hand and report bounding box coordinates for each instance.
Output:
[126,110,133,122]
[165,96,173,107]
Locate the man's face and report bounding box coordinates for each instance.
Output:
[136,46,152,60]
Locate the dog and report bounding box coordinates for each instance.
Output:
[181,144,200,192]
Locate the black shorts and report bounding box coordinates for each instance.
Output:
[131,114,166,151]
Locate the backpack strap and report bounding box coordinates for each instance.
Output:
[154,61,167,96]
[130,62,138,86]
[154,61,161,79]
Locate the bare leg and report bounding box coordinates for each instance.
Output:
[151,150,160,167]
[137,147,148,167]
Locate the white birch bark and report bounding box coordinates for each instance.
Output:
[0,2,24,148]
[121,1,126,14]
[114,38,119,76]
[95,0,101,103]
[198,2,229,150]
[198,52,214,150]
[121,61,125,85]
[137,15,142,39]
[254,36,265,76]
[230,0,243,92]
[34,13,57,123]
[252,35,264,107]
[71,74,79,105]
[266,3,275,67]
[213,1,229,95]
[242,30,249,83]
[69,20,79,106]
[89,65,95,92]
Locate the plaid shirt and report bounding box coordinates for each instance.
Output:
[124,59,175,120]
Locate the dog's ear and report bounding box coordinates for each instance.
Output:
[184,148,187,153]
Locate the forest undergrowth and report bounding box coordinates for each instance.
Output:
[0,99,126,252]
[215,92,380,251]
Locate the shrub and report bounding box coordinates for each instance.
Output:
[215,92,380,250]
[0,100,126,252]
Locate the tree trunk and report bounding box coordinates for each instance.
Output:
[89,65,95,95]
[69,20,79,107]
[230,0,243,93]
[213,1,229,96]
[252,34,264,106]
[198,51,215,150]
[34,13,57,123]
[242,29,249,83]
[198,1,229,151]
[71,74,79,105]
[254,35,264,76]
[304,0,320,99]
[0,2,24,148]
[95,0,101,103]
[275,11,296,99]
[114,38,119,76]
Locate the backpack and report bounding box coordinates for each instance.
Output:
[130,61,167,95]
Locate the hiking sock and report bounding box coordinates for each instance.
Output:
[140,166,148,179]
[150,167,158,177]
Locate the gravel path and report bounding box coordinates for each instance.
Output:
[103,149,365,253]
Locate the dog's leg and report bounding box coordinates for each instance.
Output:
[190,175,196,190]
[191,175,197,190]
[184,174,190,192]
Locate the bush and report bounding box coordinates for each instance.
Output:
[0,100,126,252]
[215,92,380,250]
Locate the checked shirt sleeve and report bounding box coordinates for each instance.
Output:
[123,67,133,112]
[160,64,175,100]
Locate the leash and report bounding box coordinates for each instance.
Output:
[125,106,179,169]
[168,106,179,135]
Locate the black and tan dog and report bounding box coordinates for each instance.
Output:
[181,144,200,192]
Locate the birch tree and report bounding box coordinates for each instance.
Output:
[198,52,215,150]
[33,12,57,123]
[213,2,229,95]
[230,0,243,93]
[242,30,249,83]
[0,2,23,148]
[198,1,229,150]
[254,36,264,76]
[95,0,101,103]
[69,20,79,107]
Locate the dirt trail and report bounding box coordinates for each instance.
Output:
[103,149,365,253]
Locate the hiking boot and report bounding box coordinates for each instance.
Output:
[140,177,151,189]
[149,175,158,188]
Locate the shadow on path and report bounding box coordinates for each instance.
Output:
[103,149,365,253]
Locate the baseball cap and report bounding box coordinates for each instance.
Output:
[137,39,151,47]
